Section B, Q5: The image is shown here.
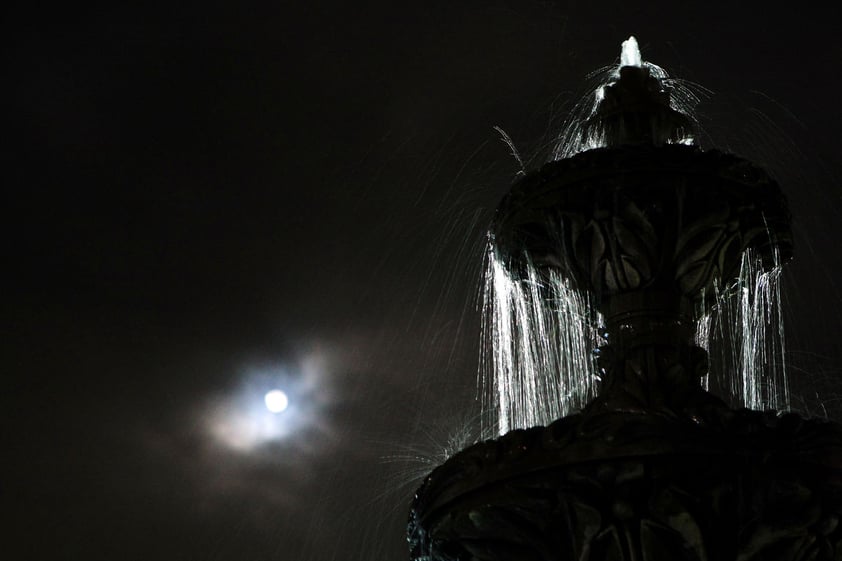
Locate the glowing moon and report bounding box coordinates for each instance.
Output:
[264,389,289,413]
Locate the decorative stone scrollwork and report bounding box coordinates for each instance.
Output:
[409,411,842,561]
[491,144,791,311]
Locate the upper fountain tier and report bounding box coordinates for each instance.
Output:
[583,37,695,149]
[491,39,791,338]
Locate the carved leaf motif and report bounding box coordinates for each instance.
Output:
[674,203,738,294]
[640,519,705,561]
[462,503,559,561]
[675,226,727,277]
[572,196,663,294]
[603,260,618,292]
[675,204,731,253]
[611,216,653,283]
[587,526,625,560]
[582,219,605,272]
[562,498,603,553]
[590,201,658,292]
[648,488,708,560]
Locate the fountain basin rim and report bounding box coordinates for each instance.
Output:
[410,408,842,529]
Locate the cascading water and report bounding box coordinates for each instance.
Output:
[481,240,601,434]
[481,37,790,435]
[697,247,789,411]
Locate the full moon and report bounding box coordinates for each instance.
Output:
[264,389,289,413]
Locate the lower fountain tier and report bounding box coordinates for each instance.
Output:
[408,409,842,561]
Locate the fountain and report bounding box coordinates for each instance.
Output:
[408,38,842,560]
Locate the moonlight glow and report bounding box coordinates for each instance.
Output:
[264,389,289,413]
[207,353,332,451]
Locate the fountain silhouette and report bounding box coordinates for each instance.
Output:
[408,38,842,560]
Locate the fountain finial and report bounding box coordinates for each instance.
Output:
[584,36,693,147]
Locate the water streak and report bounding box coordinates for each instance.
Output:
[480,239,601,434]
[697,247,789,411]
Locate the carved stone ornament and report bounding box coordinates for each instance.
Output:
[491,144,791,315]
[409,409,842,561]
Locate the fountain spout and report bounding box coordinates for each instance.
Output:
[585,38,693,147]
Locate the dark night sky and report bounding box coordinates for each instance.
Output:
[6,2,842,559]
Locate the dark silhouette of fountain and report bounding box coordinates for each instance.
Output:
[408,39,842,560]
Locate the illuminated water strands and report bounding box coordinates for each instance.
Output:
[481,239,601,434]
[697,247,789,411]
[550,37,703,161]
[484,243,789,434]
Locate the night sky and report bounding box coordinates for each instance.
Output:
[6,2,842,559]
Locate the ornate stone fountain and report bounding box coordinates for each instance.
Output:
[408,40,842,560]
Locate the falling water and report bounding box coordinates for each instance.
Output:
[697,247,789,411]
[480,239,601,434]
[481,38,790,435]
[483,241,790,434]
